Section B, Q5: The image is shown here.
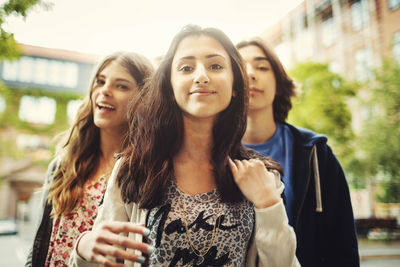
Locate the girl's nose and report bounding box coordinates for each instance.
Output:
[194,65,210,84]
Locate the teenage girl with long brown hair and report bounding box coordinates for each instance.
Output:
[25,51,154,267]
[70,25,300,267]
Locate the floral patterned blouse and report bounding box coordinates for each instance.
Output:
[44,176,107,267]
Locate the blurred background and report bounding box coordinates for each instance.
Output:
[0,0,399,266]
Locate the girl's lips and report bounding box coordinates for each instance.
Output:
[96,106,114,115]
[96,102,116,110]
[189,89,217,95]
[96,103,116,116]
[249,88,264,93]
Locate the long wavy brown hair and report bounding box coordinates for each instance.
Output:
[47,51,154,217]
[118,25,282,209]
[236,38,296,123]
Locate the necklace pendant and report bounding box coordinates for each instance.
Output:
[196,255,204,264]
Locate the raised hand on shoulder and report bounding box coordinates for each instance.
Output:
[228,157,280,209]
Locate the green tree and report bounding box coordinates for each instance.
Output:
[288,62,357,176]
[0,0,47,60]
[356,60,400,202]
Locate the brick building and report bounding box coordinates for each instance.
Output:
[261,0,400,81]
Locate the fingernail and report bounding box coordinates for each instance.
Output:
[143,228,150,236]
[147,245,155,254]
[137,256,145,263]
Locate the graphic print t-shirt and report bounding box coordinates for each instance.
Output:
[146,179,254,266]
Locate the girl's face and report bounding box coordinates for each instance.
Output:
[238,45,276,114]
[170,35,234,122]
[91,61,138,133]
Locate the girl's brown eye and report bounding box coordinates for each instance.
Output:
[95,79,105,85]
[179,66,193,72]
[210,64,223,70]
[118,84,129,90]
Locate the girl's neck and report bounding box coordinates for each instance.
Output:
[243,108,276,145]
[175,116,214,162]
[173,116,216,195]
[97,128,124,173]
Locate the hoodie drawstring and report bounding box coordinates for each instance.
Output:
[312,145,323,212]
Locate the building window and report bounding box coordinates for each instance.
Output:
[2,60,18,81]
[355,48,374,82]
[322,17,337,47]
[18,56,34,82]
[63,62,79,88]
[274,42,291,69]
[290,18,297,39]
[1,56,79,88]
[295,30,313,61]
[18,95,56,125]
[33,58,48,84]
[67,99,83,123]
[301,13,308,30]
[0,94,6,113]
[48,60,63,86]
[319,6,337,47]
[351,0,370,31]
[387,0,400,10]
[393,32,400,64]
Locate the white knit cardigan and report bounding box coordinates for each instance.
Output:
[69,158,301,267]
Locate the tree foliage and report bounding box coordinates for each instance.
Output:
[288,62,357,175]
[355,60,400,202]
[0,0,45,60]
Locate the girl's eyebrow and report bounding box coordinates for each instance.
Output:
[206,54,226,60]
[97,75,134,84]
[115,78,133,84]
[177,54,227,61]
[253,56,269,62]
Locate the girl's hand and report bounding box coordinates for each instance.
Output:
[228,157,280,209]
[76,221,154,267]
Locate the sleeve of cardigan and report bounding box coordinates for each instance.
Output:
[254,200,301,267]
[69,158,129,267]
[252,172,301,267]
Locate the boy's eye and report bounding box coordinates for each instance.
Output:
[210,64,223,70]
[258,66,270,71]
[179,65,193,72]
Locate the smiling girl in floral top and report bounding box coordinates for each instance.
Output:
[25,52,154,267]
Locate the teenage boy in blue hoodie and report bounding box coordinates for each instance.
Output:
[237,38,359,267]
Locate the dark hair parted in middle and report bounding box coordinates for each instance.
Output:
[118,25,282,209]
[237,37,296,123]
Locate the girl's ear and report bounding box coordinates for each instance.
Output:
[232,90,237,98]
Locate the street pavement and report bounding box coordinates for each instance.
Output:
[0,235,30,267]
[0,206,399,267]
[362,259,400,266]
[1,233,400,266]
[359,238,400,266]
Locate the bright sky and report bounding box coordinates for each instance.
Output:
[4,0,303,59]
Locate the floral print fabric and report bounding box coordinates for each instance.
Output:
[45,176,106,267]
